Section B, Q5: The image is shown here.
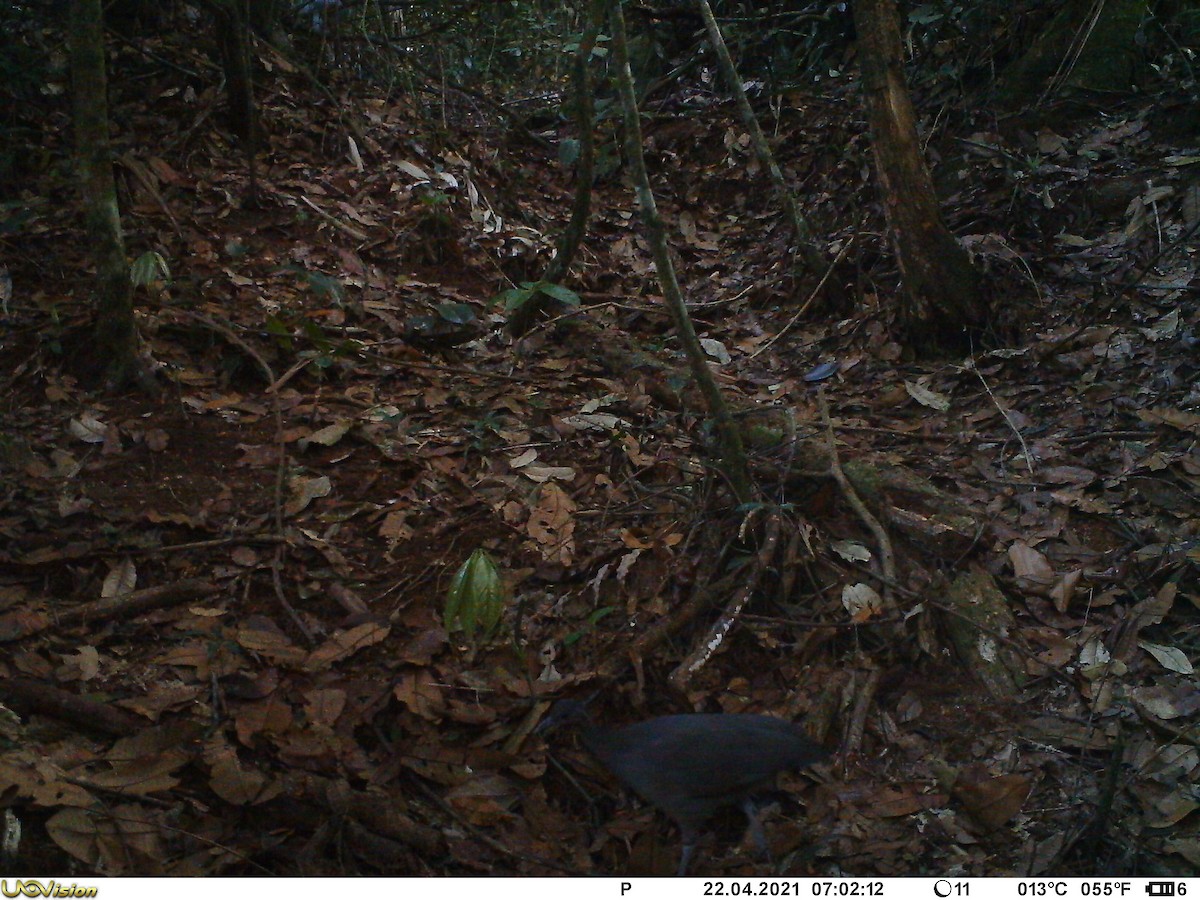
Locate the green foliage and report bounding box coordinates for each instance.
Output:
[466,410,505,452]
[418,189,451,209]
[901,0,1031,89]
[283,264,346,304]
[130,251,170,288]
[265,268,361,373]
[563,605,617,647]
[558,138,581,168]
[264,312,362,374]
[435,301,476,325]
[445,548,508,643]
[744,424,785,450]
[492,280,581,313]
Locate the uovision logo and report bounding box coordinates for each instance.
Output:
[0,883,97,898]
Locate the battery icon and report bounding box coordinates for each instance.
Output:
[1146,884,1175,897]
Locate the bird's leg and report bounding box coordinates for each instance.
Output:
[741,797,771,861]
[677,829,697,876]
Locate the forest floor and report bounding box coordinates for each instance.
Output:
[1,27,1198,878]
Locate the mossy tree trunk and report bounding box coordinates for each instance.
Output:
[70,0,137,388]
[507,0,603,336]
[212,0,258,145]
[608,0,752,503]
[694,0,827,279]
[211,0,260,204]
[541,0,603,289]
[854,0,985,352]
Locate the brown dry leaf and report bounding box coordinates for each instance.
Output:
[445,772,520,827]
[205,736,282,806]
[303,621,390,671]
[526,482,576,565]
[116,683,205,722]
[0,609,51,642]
[1145,787,1200,828]
[1164,837,1200,868]
[1127,476,1191,512]
[1050,569,1083,613]
[275,728,345,765]
[45,803,166,873]
[154,641,214,673]
[89,722,204,794]
[1041,466,1097,485]
[57,645,102,682]
[144,428,169,452]
[1026,832,1066,875]
[0,755,95,809]
[1025,716,1115,750]
[842,582,886,622]
[1008,541,1055,593]
[1128,740,1199,781]
[230,545,258,566]
[328,582,369,616]
[393,668,447,720]
[1114,583,1178,660]
[237,443,277,467]
[1027,630,1077,673]
[111,720,206,758]
[299,420,352,449]
[380,509,414,548]
[143,508,207,527]
[444,698,497,725]
[146,156,183,185]
[285,473,332,515]
[12,649,53,678]
[399,627,447,665]
[1129,683,1200,721]
[1138,640,1195,674]
[234,694,295,746]
[870,784,947,817]
[102,558,137,598]
[19,542,90,564]
[952,770,1033,831]
[522,790,582,848]
[45,807,109,870]
[218,669,280,702]
[1138,406,1200,431]
[155,638,243,682]
[620,529,654,550]
[304,688,347,728]
[236,617,307,667]
[87,752,186,795]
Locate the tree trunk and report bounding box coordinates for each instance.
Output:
[608,0,752,503]
[854,0,985,352]
[507,0,603,336]
[212,0,260,204]
[70,0,137,388]
[694,0,827,280]
[213,0,258,146]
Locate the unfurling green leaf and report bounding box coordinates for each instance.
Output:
[130,251,170,288]
[445,548,508,642]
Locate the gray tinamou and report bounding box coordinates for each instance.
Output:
[538,700,827,875]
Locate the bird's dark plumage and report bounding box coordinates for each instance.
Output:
[538,700,827,875]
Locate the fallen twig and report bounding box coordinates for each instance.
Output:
[0,578,218,643]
